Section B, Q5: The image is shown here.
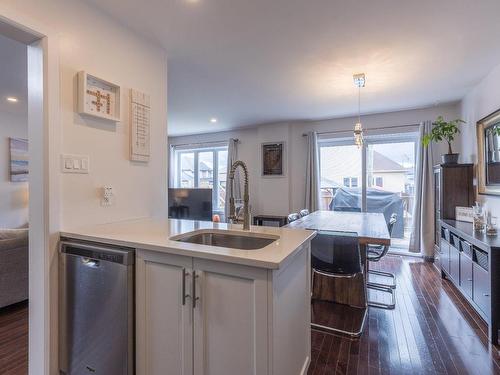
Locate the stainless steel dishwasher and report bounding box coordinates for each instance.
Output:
[59,239,135,375]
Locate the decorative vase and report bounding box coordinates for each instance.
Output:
[442,153,459,164]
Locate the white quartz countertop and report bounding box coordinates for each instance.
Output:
[60,218,316,269]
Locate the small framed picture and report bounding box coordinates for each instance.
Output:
[10,137,29,182]
[456,206,473,223]
[262,142,285,177]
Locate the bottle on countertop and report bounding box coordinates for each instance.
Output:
[473,202,486,233]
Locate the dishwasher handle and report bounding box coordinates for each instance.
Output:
[60,240,135,265]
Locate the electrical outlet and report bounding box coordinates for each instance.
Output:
[101,186,114,206]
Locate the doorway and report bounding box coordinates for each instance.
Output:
[0,33,29,374]
[319,131,419,253]
[0,13,60,375]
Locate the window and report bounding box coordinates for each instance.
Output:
[171,144,228,218]
[373,176,384,187]
[342,177,358,188]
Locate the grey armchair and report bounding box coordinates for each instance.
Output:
[0,228,28,308]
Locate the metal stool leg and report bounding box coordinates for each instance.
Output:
[368,269,396,289]
[367,283,395,310]
[311,269,368,338]
[311,307,368,338]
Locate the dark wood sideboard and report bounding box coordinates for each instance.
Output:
[433,164,475,266]
[439,219,499,345]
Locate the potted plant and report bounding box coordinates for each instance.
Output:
[422,116,465,164]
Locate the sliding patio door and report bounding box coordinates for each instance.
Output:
[319,141,362,211]
[319,131,418,252]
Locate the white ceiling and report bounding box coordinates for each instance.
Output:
[87,0,500,136]
[0,34,27,116]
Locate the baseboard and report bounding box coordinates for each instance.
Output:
[388,250,423,258]
[300,356,311,375]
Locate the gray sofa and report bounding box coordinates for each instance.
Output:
[0,228,28,308]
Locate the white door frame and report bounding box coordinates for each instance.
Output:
[0,9,61,375]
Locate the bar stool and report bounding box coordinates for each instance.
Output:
[366,213,397,309]
[287,213,300,223]
[311,231,367,337]
[299,209,310,217]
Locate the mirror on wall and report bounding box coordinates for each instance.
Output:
[477,108,500,195]
[485,123,500,184]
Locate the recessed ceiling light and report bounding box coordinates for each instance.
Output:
[210,118,218,123]
[6,97,18,103]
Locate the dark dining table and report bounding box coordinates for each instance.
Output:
[285,210,391,246]
[285,210,391,308]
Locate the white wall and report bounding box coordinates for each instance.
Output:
[0,111,28,227]
[170,103,460,216]
[1,2,168,374]
[459,62,500,214]
[3,0,169,230]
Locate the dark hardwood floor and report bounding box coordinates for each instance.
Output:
[309,255,500,375]
[1,256,498,375]
[0,301,28,375]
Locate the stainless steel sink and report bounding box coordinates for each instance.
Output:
[173,231,278,250]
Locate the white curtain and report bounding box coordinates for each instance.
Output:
[225,138,241,221]
[168,145,175,188]
[305,131,321,212]
[409,121,435,256]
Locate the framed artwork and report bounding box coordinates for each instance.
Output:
[262,142,285,177]
[455,206,473,223]
[77,71,121,122]
[10,137,28,182]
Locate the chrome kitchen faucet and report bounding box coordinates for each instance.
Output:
[228,160,250,230]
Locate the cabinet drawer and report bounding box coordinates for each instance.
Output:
[450,233,460,248]
[460,240,473,258]
[474,248,489,271]
[473,263,491,320]
[449,244,460,283]
[459,252,473,298]
[440,240,450,274]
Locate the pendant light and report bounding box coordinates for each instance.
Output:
[353,73,366,147]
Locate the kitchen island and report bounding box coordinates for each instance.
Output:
[60,218,315,375]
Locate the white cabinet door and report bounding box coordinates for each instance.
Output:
[136,251,193,375]
[192,259,269,375]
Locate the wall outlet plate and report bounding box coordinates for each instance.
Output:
[101,186,114,206]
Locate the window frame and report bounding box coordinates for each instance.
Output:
[318,131,418,210]
[171,143,228,216]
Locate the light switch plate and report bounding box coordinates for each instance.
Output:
[61,154,90,174]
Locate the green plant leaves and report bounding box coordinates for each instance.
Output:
[422,116,466,153]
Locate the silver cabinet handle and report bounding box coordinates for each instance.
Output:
[483,293,490,297]
[192,271,200,309]
[467,278,473,282]
[182,268,191,305]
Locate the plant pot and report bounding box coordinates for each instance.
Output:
[442,153,459,164]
